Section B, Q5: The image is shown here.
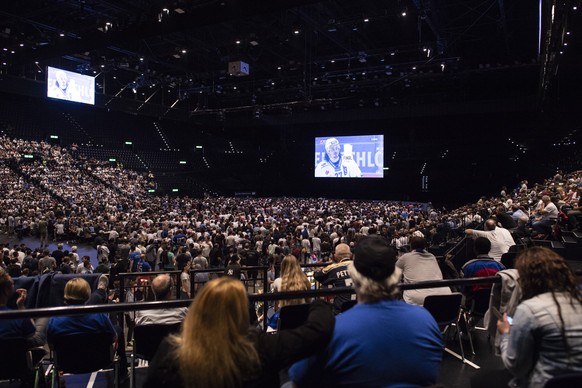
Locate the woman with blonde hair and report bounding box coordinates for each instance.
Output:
[273,255,312,307]
[145,277,333,388]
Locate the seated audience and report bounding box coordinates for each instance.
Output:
[396,236,452,305]
[144,277,334,387]
[0,269,47,385]
[135,274,187,325]
[313,243,354,314]
[461,237,505,305]
[465,219,516,261]
[290,235,442,387]
[47,278,129,375]
[532,195,559,237]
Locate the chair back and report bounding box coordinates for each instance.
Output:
[0,337,34,379]
[470,288,491,317]
[423,293,463,326]
[277,303,310,331]
[500,252,517,269]
[51,332,115,374]
[543,372,582,388]
[133,323,181,361]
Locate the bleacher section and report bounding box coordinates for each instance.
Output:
[79,146,149,171]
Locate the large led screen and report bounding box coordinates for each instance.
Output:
[314,135,384,178]
[47,66,95,105]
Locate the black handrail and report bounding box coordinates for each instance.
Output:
[0,276,503,320]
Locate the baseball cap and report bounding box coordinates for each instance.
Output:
[353,235,397,281]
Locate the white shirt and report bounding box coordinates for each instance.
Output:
[471,227,516,261]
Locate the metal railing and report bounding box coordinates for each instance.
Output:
[0,276,502,320]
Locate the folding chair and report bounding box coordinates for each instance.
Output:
[466,288,492,330]
[50,332,119,388]
[423,292,474,363]
[0,337,45,388]
[130,323,181,388]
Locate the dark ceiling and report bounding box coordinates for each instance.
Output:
[0,0,579,120]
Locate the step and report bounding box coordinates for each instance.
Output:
[562,235,578,244]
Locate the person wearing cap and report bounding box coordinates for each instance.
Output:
[290,235,442,387]
[314,137,362,178]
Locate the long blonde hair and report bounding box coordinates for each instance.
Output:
[280,255,311,307]
[172,277,260,387]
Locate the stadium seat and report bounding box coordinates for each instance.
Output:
[0,338,46,388]
[50,332,119,388]
[423,292,474,363]
[130,323,181,388]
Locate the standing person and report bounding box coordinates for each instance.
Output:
[224,254,242,281]
[38,217,48,248]
[144,277,334,388]
[266,256,276,291]
[180,260,191,299]
[192,264,209,294]
[76,255,94,274]
[124,282,137,347]
[289,235,442,387]
[472,247,582,388]
[38,249,56,274]
[70,246,80,270]
[396,236,452,305]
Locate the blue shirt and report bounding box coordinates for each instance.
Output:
[290,299,443,387]
[0,306,35,339]
[47,312,116,343]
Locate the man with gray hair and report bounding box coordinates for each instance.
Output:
[465,218,515,261]
[313,243,354,314]
[290,235,442,387]
[135,274,187,325]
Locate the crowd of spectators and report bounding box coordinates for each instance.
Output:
[0,135,581,281]
[1,134,582,387]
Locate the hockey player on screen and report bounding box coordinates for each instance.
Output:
[314,137,362,177]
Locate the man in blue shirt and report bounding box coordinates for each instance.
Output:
[47,278,130,376]
[290,235,443,387]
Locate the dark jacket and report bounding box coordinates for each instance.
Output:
[144,300,334,388]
